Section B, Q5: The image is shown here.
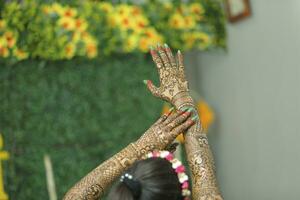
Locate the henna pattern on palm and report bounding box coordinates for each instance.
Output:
[147,44,223,200]
[63,109,195,200]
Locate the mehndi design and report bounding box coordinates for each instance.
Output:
[63,109,195,200]
[146,44,193,110]
[148,44,223,200]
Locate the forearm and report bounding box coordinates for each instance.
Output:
[63,143,141,200]
[184,123,223,200]
[173,93,223,199]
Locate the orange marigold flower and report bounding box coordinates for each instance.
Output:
[65,43,75,59]
[75,18,88,32]
[58,17,75,31]
[190,3,204,15]
[0,46,9,58]
[4,31,16,48]
[13,48,29,60]
[64,7,77,18]
[86,43,97,58]
[197,100,214,131]
[131,6,142,16]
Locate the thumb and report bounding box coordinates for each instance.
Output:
[143,80,160,97]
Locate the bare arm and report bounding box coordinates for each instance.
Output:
[63,110,194,200]
[146,44,223,200]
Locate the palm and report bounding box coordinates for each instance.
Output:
[146,44,191,108]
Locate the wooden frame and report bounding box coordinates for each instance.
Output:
[225,0,251,23]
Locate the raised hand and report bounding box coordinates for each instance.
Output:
[145,44,194,109]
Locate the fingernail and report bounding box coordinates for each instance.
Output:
[164,43,169,48]
[191,115,198,121]
[178,50,181,54]
[187,107,194,112]
[190,119,196,125]
[181,106,189,111]
[168,107,175,112]
[182,111,191,116]
[143,80,148,85]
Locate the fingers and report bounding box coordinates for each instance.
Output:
[144,80,160,97]
[150,48,164,73]
[177,50,185,75]
[155,107,175,124]
[171,116,198,135]
[164,44,177,68]
[164,108,192,131]
[157,44,172,69]
[163,109,183,125]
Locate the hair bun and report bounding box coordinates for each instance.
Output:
[120,173,142,199]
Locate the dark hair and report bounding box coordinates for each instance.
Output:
[108,157,183,200]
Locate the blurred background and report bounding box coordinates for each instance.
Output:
[0,0,299,200]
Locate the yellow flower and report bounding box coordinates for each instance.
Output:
[72,32,81,42]
[58,17,76,31]
[81,32,96,44]
[182,32,211,49]
[4,31,16,48]
[52,3,65,16]
[189,3,205,16]
[182,33,196,49]
[169,13,185,29]
[139,37,151,52]
[196,32,211,49]
[197,100,214,131]
[131,6,142,16]
[63,7,77,18]
[65,43,76,59]
[74,18,88,33]
[116,4,131,17]
[139,29,163,52]
[184,16,196,29]
[132,16,149,33]
[124,34,139,52]
[98,2,113,13]
[0,37,7,47]
[0,47,9,58]
[13,48,28,60]
[0,20,7,30]
[107,14,119,27]
[119,15,133,30]
[42,5,54,15]
[86,43,97,58]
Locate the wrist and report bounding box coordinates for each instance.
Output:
[132,138,155,158]
[171,91,195,110]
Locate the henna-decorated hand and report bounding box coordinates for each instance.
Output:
[133,108,196,155]
[145,44,194,109]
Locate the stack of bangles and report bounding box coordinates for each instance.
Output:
[147,150,191,200]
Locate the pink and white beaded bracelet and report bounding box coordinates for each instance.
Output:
[146,150,191,200]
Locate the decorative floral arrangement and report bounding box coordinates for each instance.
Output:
[0,0,226,61]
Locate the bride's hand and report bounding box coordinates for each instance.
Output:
[134,108,196,154]
[145,44,194,109]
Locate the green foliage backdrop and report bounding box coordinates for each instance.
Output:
[0,56,163,199]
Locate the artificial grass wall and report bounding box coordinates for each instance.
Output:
[0,55,163,199]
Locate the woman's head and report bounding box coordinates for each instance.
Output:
[108,157,183,200]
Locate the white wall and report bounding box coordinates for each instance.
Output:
[188,1,300,199]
